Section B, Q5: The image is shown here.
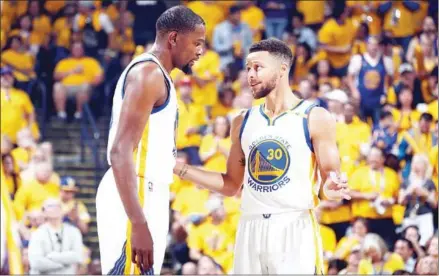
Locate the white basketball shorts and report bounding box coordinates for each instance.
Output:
[232,210,324,274]
[96,169,170,275]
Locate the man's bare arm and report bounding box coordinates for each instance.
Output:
[310,107,350,200]
[110,63,166,225]
[174,113,246,196]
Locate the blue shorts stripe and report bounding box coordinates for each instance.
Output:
[108,241,127,275]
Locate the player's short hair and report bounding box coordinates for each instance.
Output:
[249,38,293,67]
[156,6,205,35]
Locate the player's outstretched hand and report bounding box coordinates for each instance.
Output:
[131,221,154,273]
[323,172,351,200]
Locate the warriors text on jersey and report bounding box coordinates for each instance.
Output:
[239,100,321,215]
[106,52,178,185]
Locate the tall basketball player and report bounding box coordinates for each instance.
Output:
[96,6,205,275]
[173,38,351,274]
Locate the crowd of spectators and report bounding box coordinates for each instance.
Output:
[1,0,438,275]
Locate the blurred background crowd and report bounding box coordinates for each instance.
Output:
[1,0,438,275]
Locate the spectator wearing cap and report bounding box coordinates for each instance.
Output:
[213,5,253,70]
[387,63,426,108]
[176,77,208,166]
[60,177,90,235]
[398,113,438,179]
[348,36,394,125]
[317,4,356,78]
[323,89,349,122]
[0,66,40,145]
[53,42,103,121]
[349,147,400,248]
[28,198,83,275]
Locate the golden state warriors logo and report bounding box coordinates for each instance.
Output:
[364,70,381,90]
[248,137,291,193]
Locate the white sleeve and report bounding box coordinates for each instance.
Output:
[347,54,362,76]
[99,13,114,34]
[383,56,394,76]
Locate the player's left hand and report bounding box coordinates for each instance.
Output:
[323,172,351,200]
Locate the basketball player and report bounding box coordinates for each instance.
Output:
[96,6,205,275]
[173,38,351,274]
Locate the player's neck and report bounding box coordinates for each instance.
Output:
[265,82,301,116]
[149,45,173,74]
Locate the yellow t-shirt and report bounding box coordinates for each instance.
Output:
[114,28,136,54]
[427,100,438,121]
[391,109,421,134]
[199,134,231,173]
[53,17,72,49]
[191,50,222,107]
[296,0,325,25]
[211,103,232,120]
[176,99,207,149]
[318,18,355,69]
[347,1,382,36]
[334,236,362,261]
[1,50,36,82]
[32,15,52,40]
[44,0,65,15]
[54,57,103,86]
[350,167,400,219]
[11,147,34,169]
[383,2,418,38]
[358,253,405,274]
[186,1,225,43]
[1,1,28,24]
[13,178,60,220]
[240,5,264,42]
[170,175,192,196]
[171,185,210,218]
[0,88,37,144]
[187,219,235,273]
[61,199,91,224]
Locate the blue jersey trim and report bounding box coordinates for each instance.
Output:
[303,104,319,153]
[239,109,252,143]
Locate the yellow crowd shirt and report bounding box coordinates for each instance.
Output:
[199,134,231,173]
[1,50,36,82]
[240,5,264,42]
[186,1,225,43]
[171,185,211,218]
[383,2,418,38]
[176,99,207,149]
[191,50,222,107]
[358,253,405,274]
[350,166,400,219]
[296,0,325,25]
[318,18,356,69]
[54,57,103,86]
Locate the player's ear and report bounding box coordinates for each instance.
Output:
[168,31,178,47]
[280,62,289,77]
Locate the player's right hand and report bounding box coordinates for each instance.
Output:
[131,221,154,272]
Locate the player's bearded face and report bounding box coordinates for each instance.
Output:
[252,72,278,99]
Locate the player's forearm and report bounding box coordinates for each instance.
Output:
[174,163,239,196]
[110,147,146,225]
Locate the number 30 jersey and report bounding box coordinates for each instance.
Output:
[239,100,322,215]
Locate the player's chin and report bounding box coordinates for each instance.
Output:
[181,63,193,75]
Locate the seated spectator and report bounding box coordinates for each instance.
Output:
[349,147,400,247]
[27,0,52,55]
[394,238,417,273]
[199,116,231,173]
[358,233,405,274]
[338,248,361,274]
[28,198,83,274]
[0,66,40,144]
[11,128,38,170]
[323,89,348,122]
[334,218,369,261]
[210,87,235,120]
[298,79,327,109]
[181,261,197,275]
[402,225,426,259]
[390,87,421,134]
[53,42,103,121]
[399,154,437,246]
[14,162,60,221]
[59,177,90,235]
[317,59,341,89]
[110,10,135,55]
[371,111,398,154]
[8,14,41,57]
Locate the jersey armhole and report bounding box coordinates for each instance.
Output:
[239,108,252,145]
[120,59,171,114]
[303,104,319,153]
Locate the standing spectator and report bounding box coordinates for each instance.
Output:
[213,5,253,70]
[53,42,103,121]
[357,233,405,274]
[28,198,83,274]
[348,36,393,125]
[398,113,437,179]
[291,11,317,51]
[349,147,400,247]
[59,177,90,235]
[394,238,416,273]
[260,0,292,39]
[0,66,40,145]
[73,0,114,57]
[318,4,356,77]
[406,16,437,63]
[399,154,437,246]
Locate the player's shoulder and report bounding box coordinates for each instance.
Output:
[126,60,165,85]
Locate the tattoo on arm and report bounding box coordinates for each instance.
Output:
[239,157,245,167]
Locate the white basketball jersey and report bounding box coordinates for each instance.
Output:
[239,100,321,215]
[107,53,178,185]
